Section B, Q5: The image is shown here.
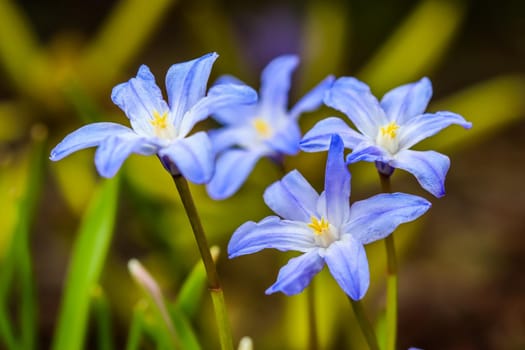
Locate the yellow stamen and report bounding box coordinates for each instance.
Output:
[308,217,330,235]
[252,117,272,138]
[150,110,168,131]
[380,122,400,139]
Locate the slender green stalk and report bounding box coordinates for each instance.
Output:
[306,284,318,350]
[349,298,380,350]
[210,291,232,350]
[384,246,398,350]
[126,302,146,350]
[379,173,398,350]
[92,287,115,350]
[171,174,233,350]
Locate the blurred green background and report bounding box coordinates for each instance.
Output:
[1,0,524,349]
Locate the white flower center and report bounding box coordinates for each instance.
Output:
[308,216,339,248]
[150,110,176,140]
[376,121,400,154]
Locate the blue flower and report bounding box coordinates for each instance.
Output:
[50,53,257,184]
[205,54,334,199]
[300,77,472,197]
[228,135,431,300]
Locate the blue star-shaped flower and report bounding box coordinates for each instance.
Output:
[300,77,472,197]
[205,54,334,199]
[50,53,257,184]
[228,135,431,300]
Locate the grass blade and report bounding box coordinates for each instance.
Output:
[125,301,147,350]
[167,304,201,350]
[91,286,115,350]
[176,246,219,318]
[51,175,120,350]
[80,0,176,90]
[0,125,47,349]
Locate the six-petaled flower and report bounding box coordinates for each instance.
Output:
[228,135,431,300]
[205,54,334,199]
[300,77,472,197]
[50,53,257,184]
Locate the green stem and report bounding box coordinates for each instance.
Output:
[378,173,398,350]
[171,175,233,350]
[92,287,115,350]
[349,298,380,350]
[125,302,146,350]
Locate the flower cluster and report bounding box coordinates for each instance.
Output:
[51,53,471,302]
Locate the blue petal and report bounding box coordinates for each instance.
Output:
[289,75,335,119]
[391,149,450,197]
[179,83,258,137]
[111,65,170,135]
[324,77,387,138]
[264,169,319,222]
[346,141,388,164]
[211,104,258,126]
[166,53,218,121]
[208,126,253,153]
[228,216,316,258]
[380,77,432,123]
[158,131,214,184]
[300,117,365,152]
[398,111,472,149]
[265,119,301,155]
[345,193,431,244]
[210,75,258,125]
[265,250,324,296]
[206,149,262,200]
[214,74,247,86]
[50,122,141,161]
[94,135,158,178]
[324,237,369,300]
[259,55,299,118]
[324,135,350,226]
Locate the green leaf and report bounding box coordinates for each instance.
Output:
[91,286,115,350]
[125,301,147,350]
[51,175,120,350]
[426,74,525,149]
[0,0,48,96]
[358,0,466,94]
[80,0,176,91]
[176,248,217,318]
[0,125,47,350]
[167,304,201,350]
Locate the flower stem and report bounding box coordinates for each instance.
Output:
[171,174,233,350]
[348,298,380,350]
[378,173,398,350]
